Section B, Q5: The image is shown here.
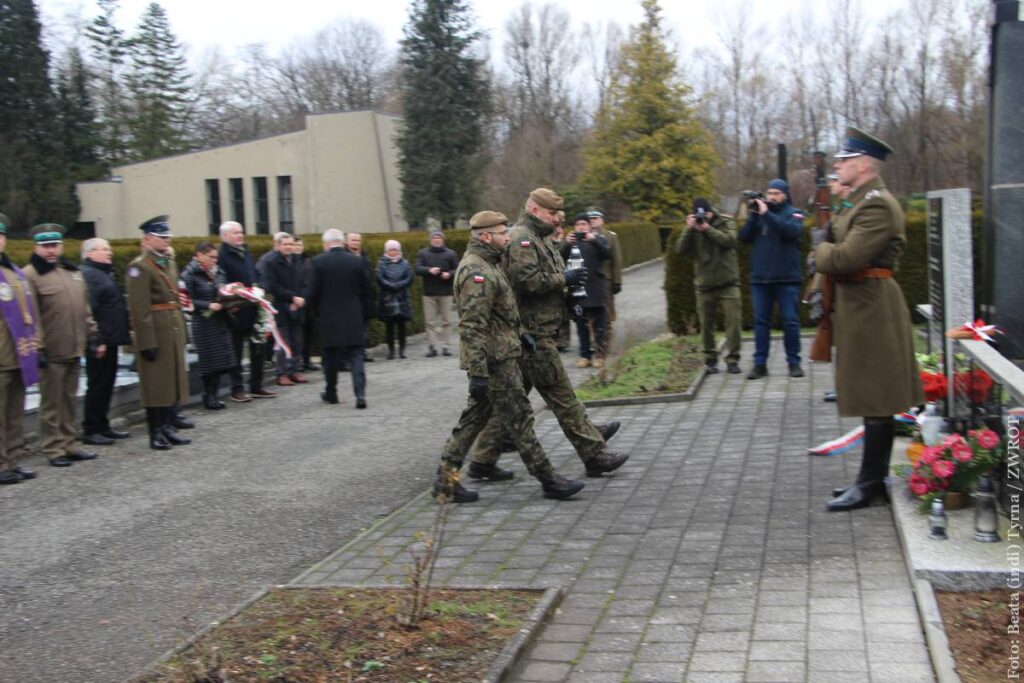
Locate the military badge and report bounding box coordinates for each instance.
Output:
[128,267,141,278]
[473,275,485,283]
[0,283,12,302]
[520,240,531,247]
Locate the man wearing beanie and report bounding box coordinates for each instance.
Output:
[676,198,742,374]
[738,178,805,379]
[415,230,459,357]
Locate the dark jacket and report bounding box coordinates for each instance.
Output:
[80,259,131,346]
[676,212,740,291]
[738,201,804,285]
[376,257,414,321]
[306,247,373,348]
[560,235,610,308]
[180,259,235,376]
[218,243,259,332]
[261,249,305,325]
[415,245,459,297]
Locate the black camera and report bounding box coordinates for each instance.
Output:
[694,208,706,225]
[741,190,764,200]
[572,232,587,242]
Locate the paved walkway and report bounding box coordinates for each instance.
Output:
[295,345,935,681]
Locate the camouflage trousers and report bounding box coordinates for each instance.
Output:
[440,358,555,481]
[472,337,604,467]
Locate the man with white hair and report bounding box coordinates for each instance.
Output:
[80,237,131,445]
[305,229,373,408]
[262,231,307,385]
[218,221,275,401]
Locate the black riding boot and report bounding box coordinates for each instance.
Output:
[162,408,192,446]
[148,408,171,450]
[203,376,226,410]
[827,418,893,511]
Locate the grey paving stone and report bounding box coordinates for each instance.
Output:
[539,623,592,643]
[517,661,573,681]
[643,624,697,643]
[628,661,687,682]
[698,612,755,632]
[751,621,808,641]
[808,650,869,673]
[587,632,644,652]
[693,631,751,652]
[748,640,806,661]
[635,641,692,662]
[745,660,807,682]
[808,628,866,650]
[564,672,623,683]
[594,616,648,634]
[864,621,926,643]
[869,662,936,682]
[685,652,746,672]
[680,673,743,683]
[575,650,634,671]
[866,641,932,665]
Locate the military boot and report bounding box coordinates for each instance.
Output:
[828,419,894,512]
[432,465,479,503]
[162,409,192,446]
[467,461,514,481]
[148,409,171,451]
[585,451,630,477]
[541,474,585,500]
[596,421,621,443]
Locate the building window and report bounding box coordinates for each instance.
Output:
[229,177,245,225]
[252,177,269,234]
[205,179,221,235]
[277,175,293,232]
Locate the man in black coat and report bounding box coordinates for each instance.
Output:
[218,221,275,401]
[80,238,132,445]
[262,232,307,386]
[306,229,373,408]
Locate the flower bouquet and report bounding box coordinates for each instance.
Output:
[916,352,948,403]
[897,428,1003,511]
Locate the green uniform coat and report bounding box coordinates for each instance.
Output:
[815,176,924,417]
[125,251,189,408]
[676,212,740,291]
[503,213,567,340]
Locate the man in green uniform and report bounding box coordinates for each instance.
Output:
[468,188,628,481]
[816,128,924,511]
[676,198,742,374]
[0,214,41,484]
[434,210,584,503]
[125,216,191,451]
[24,224,104,467]
[585,207,623,368]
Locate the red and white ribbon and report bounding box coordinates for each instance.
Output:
[219,283,292,358]
[961,319,1001,342]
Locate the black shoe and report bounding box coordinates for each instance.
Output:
[442,348,452,357]
[150,431,172,450]
[203,393,226,410]
[747,365,768,380]
[542,475,585,500]
[83,433,115,446]
[789,364,805,378]
[585,451,629,477]
[303,362,320,372]
[13,466,36,480]
[705,363,719,374]
[49,456,73,467]
[726,362,741,374]
[102,429,131,439]
[321,391,339,405]
[0,469,22,484]
[826,481,887,511]
[467,462,514,481]
[823,391,837,402]
[433,478,479,503]
[426,347,438,358]
[172,416,195,429]
[339,363,350,372]
[161,426,191,446]
[356,398,367,409]
[364,355,375,363]
[399,351,407,359]
[67,450,98,461]
[596,421,621,443]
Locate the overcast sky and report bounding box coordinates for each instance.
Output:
[38,0,914,61]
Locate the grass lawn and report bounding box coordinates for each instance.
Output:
[575,334,705,401]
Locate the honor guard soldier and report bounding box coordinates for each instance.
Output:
[24,224,104,467]
[125,216,191,450]
[433,210,584,503]
[0,214,42,484]
[816,128,924,511]
[468,188,627,482]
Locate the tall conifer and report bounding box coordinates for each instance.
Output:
[85,0,129,166]
[57,47,104,181]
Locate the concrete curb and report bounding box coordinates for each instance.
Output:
[911,577,963,683]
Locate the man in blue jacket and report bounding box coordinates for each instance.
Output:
[738,179,805,379]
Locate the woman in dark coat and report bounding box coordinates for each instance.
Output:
[180,242,236,409]
[376,239,413,359]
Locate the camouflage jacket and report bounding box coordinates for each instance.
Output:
[454,240,522,378]
[501,212,566,338]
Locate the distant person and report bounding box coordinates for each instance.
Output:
[415,230,458,357]
[262,232,307,386]
[346,232,375,363]
[180,242,235,410]
[376,239,413,360]
[738,179,805,379]
[561,214,611,368]
[295,236,320,373]
[585,207,623,357]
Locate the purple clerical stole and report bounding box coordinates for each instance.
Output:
[0,264,40,386]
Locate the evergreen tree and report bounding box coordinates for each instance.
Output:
[124,2,192,160]
[579,0,715,221]
[85,0,129,166]
[398,0,490,227]
[0,0,79,232]
[57,47,105,181]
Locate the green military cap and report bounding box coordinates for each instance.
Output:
[529,187,564,210]
[29,223,65,244]
[469,210,509,229]
[0,213,10,235]
[139,214,172,237]
[835,126,893,161]
[584,205,605,219]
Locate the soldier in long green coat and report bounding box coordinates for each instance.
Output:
[815,128,924,512]
[433,211,583,503]
[125,216,191,451]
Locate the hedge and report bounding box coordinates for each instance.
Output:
[4,219,664,349]
[665,210,984,335]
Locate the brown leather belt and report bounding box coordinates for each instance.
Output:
[150,302,180,311]
[834,267,893,284]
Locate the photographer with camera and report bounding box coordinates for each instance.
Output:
[676,198,742,374]
[738,179,805,379]
[562,214,612,368]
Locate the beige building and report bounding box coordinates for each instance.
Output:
[76,110,406,239]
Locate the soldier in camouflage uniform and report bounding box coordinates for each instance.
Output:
[467,189,628,482]
[433,211,584,503]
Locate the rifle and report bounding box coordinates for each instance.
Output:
[808,152,834,363]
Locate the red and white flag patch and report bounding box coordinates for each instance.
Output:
[520,240,532,247]
[473,275,485,283]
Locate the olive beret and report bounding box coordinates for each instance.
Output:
[469,210,509,229]
[29,223,65,244]
[529,187,564,210]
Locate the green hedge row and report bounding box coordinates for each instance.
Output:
[664,211,984,335]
